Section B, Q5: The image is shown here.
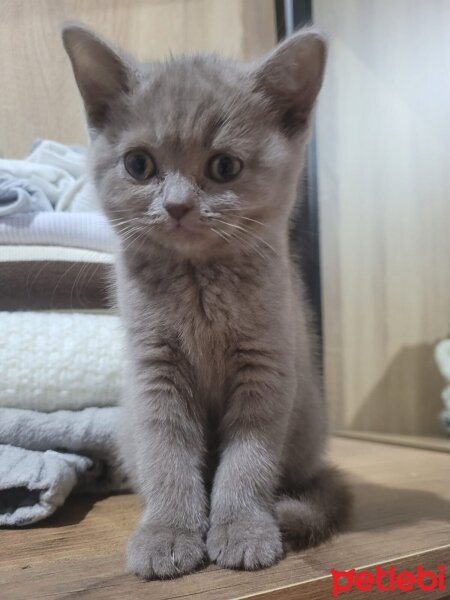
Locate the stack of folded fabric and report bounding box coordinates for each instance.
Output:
[0,139,117,311]
[0,215,115,310]
[0,140,128,526]
[435,340,450,434]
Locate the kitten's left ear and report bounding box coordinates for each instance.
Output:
[62,23,137,130]
[254,29,327,136]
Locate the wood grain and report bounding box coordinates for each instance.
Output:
[1,438,449,599]
[0,0,276,158]
[313,0,450,437]
[237,548,450,600]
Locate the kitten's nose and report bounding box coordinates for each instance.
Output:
[164,201,191,221]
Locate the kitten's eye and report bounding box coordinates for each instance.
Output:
[207,154,243,183]
[124,151,157,181]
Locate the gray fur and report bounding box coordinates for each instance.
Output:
[63,24,351,579]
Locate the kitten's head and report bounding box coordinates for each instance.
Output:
[63,25,326,260]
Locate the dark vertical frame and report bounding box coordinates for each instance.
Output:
[276,0,323,354]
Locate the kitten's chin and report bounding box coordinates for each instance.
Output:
[166,235,223,260]
[152,226,233,261]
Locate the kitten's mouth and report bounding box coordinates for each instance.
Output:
[168,221,188,234]
[166,218,199,236]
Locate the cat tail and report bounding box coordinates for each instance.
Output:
[276,464,352,549]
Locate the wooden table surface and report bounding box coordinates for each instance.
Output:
[1,437,449,599]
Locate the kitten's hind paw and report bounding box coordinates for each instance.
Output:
[207,516,283,570]
[127,524,206,579]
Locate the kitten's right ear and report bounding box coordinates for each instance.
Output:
[62,24,135,129]
[254,29,327,137]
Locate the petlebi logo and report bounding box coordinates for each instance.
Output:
[331,564,446,596]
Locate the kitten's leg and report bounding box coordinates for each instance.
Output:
[124,357,208,580]
[277,377,352,548]
[207,363,289,570]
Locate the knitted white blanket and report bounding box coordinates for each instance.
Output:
[0,311,124,411]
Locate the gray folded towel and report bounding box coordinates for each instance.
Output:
[0,407,128,526]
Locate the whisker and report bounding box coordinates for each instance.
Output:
[120,230,145,254]
[213,226,269,261]
[211,218,278,257]
[229,231,268,261]
[119,229,144,245]
[49,261,78,307]
[219,205,267,213]
[236,215,270,229]
[211,227,231,245]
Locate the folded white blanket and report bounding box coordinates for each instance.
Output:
[0,212,117,253]
[0,244,113,264]
[0,407,127,526]
[0,139,100,214]
[0,176,53,216]
[0,312,124,411]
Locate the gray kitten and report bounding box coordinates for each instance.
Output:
[63,24,351,579]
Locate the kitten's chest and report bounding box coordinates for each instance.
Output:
[172,264,246,355]
[125,256,276,400]
[152,261,250,332]
[147,262,257,389]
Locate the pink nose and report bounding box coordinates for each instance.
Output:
[164,202,191,221]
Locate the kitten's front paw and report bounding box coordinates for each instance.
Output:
[207,516,283,570]
[127,524,206,579]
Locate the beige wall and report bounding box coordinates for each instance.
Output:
[1,0,276,158]
[314,0,450,436]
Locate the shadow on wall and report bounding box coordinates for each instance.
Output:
[351,343,444,436]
